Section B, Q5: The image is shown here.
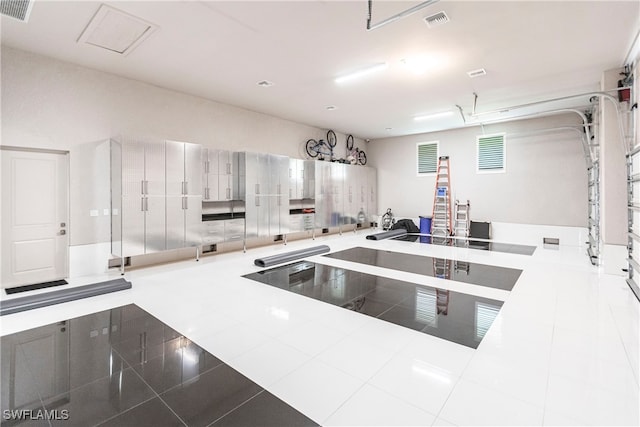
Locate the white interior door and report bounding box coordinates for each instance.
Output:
[1,149,69,288]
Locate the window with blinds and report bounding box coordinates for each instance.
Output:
[417,141,438,175]
[477,134,505,172]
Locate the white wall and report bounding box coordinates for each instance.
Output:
[368,114,588,227]
[1,47,363,247]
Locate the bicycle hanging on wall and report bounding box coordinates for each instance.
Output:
[346,134,367,165]
[306,130,337,160]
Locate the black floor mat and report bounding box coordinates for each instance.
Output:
[5,279,68,294]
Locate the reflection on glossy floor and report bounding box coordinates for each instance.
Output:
[0,304,316,427]
[324,247,523,291]
[1,233,638,426]
[244,261,503,348]
[391,234,537,255]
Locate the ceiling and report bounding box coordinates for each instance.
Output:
[1,1,638,140]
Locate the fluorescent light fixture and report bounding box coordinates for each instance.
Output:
[335,62,388,84]
[326,105,337,111]
[257,80,274,87]
[414,111,454,121]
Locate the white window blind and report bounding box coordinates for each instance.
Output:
[417,142,438,175]
[477,134,505,172]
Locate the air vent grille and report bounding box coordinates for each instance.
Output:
[424,11,449,28]
[1,0,33,22]
[467,68,487,78]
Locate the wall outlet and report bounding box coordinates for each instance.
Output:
[103,209,110,216]
[90,209,99,217]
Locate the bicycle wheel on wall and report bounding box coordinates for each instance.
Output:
[346,134,354,151]
[326,130,337,147]
[357,149,367,165]
[305,139,319,158]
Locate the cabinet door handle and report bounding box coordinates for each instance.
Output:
[141,197,145,211]
[141,181,145,195]
[255,196,260,207]
[255,183,260,194]
[226,188,230,199]
[182,197,188,210]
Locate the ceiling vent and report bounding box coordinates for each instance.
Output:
[1,0,33,22]
[424,11,449,28]
[77,4,157,56]
[467,68,487,78]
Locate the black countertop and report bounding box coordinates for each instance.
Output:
[202,213,246,221]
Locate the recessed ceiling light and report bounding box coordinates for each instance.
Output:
[77,4,158,56]
[256,80,274,87]
[414,111,454,121]
[335,62,388,84]
[467,68,487,78]
[325,105,337,110]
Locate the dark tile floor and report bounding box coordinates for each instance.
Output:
[0,305,317,427]
[244,261,503,348]
[324,247,523,291]
[391,235,537,255]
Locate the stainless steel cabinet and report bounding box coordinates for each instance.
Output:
[202,220,224,245]
[366,167,378,225]
[166,141,202,250]
[344,165,369,229]
[203,149,237,201]
[112,138,166,257]
[202,218,244,244]
[225,218,245,243]
[314,162,344,228]
[239,152,290,238]
[112,137,203,260]
[312,162,376,230]
[289,213,314,232]
[289,159,315,200]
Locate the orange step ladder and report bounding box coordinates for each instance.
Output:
[431,156,452,244]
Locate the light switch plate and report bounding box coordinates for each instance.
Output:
[90,210,99,217]
[103,209,110,216]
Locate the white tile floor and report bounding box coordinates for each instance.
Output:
[1,232,639,426]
